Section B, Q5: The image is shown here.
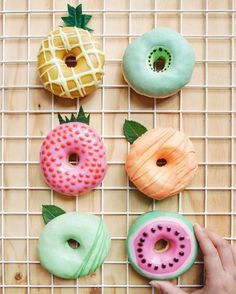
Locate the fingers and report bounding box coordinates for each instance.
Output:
[231,244,236,265]
[193,224,223,275]
[150,281,187,294]
[206,230,234,271]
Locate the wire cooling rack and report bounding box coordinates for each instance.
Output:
[0,0,235,293]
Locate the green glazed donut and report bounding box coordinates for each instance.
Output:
[38,212,110,279]
[122,28,195,98]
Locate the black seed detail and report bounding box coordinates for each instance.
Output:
[148,263,152,267]
[180,245,185,249]
[138,254,143,258]
[162,264,166,269]
[169,263,173,267]
[174,258,179,263]
[141,259,146,264]
[143,232,148,237]
[179,236,185,241]
[179,251,184,256]
[154,266,158,270]
[140,238,145,243]
[159,48,162,51]
[175,231,180,236]
[151,228,156,233]
[167,227,171,232]
[157,225,163,230]
[137,248,142,252]
[138,243,143,247]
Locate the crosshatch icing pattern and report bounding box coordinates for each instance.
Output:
[0,0,235,293]
[38,27,104,98]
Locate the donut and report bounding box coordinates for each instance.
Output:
[37,4,104,99]
[40,108,107,197]
[122,27,195,98]
[126,211,198,280]
[124,123,198,200]
[38,212,110,279]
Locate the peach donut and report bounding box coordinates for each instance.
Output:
[40,107,107,197]
[123,121,198,200]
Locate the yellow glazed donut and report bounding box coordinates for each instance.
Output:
[123,121,198,200]
[37,4,104,99]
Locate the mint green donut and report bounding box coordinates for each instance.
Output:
[122,28,195,98]
[38,212,110,279]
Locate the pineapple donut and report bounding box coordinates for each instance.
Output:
[40,107,107,197]
[123,120,198,200]
[37,4,104,99]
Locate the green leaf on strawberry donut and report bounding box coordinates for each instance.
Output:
[42,205,66,224]
[123,120,148,144]
[61,4,93,32]
[58,106,90,125]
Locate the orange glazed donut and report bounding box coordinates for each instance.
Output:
[124,124,198,200]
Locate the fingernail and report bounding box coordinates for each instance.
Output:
[150,280,161,289]
[193,223,202,230]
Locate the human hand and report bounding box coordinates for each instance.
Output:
[150,224,236,294]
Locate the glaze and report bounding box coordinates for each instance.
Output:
[126,211,198,280]
[122,28,195,98]
[38,212,110,279]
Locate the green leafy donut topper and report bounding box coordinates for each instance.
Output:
[42,205,66,224]
[58,106,90,125]
[61,4,93,32]
[123,120,148,144]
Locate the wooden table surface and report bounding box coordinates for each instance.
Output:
[0,0,235,293]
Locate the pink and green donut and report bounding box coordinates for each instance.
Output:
[126,211,198,280]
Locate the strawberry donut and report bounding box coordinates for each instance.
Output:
[126,211,198,280]
[40,107,107,196]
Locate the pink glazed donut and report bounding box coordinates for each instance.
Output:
[126,211,198,280]
[40,113,107,197]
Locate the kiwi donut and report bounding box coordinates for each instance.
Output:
[122,27,195,98]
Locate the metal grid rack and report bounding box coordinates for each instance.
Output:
[0,0,235,293]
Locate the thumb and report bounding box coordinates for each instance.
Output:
[150,280,187,294]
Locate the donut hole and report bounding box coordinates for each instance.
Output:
[68,239,80,249]
[155,239,170,253]
[65,54,77,67]
[68,153,80,166]
[156,158,167,167]
[148,46,172,73]
[153,56,166,72]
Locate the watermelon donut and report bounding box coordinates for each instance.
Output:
[122,28,195,98]
[40,108,107,197]
[126,211,198,280]
[38,211,110,279]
